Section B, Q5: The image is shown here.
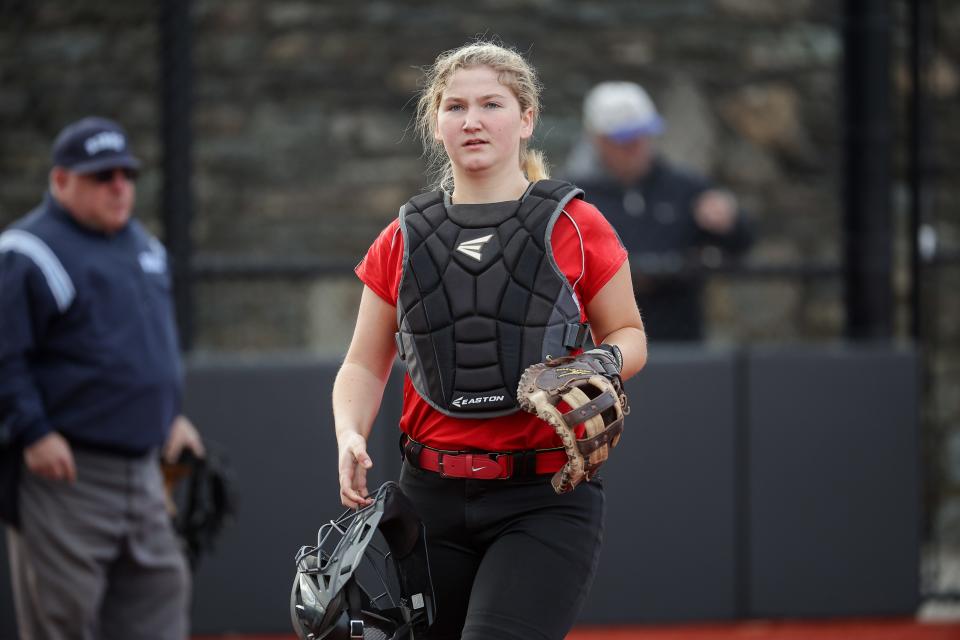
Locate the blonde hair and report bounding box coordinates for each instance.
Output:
[415,40,550,192]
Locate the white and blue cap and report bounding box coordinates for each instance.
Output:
[51,116,141,174]
[583,81,665,142]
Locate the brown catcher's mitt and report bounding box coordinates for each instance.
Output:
[517,347,630,494]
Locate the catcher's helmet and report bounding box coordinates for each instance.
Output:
[291,481,435,640]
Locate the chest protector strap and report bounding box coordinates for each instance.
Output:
[395,179,589,418]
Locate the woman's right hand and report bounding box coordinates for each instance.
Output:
[337,431,374,509]
[333,286,397,509]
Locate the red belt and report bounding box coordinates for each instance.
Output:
[403,437,567,480]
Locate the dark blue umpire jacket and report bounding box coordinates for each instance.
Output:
[0,193,183,463]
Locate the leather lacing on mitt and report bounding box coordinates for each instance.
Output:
[517,348,630,494]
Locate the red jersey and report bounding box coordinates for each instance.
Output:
[355,196,627,452]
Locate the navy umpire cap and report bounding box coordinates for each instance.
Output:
[51,116,141,174]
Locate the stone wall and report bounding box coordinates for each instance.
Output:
[2,0,856,351]
[1,0,959,553]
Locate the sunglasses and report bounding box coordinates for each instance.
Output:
[90,168,139,183]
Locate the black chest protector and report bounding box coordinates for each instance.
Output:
[395,179,590,418]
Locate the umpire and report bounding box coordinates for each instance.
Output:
[0,117,204,640]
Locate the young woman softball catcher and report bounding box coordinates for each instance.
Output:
[332,40,647,640]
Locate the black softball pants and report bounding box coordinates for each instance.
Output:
[399,461,605,640]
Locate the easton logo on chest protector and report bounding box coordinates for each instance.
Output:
[455,234,493,261]
[452,394,505,408]
[394,180,592,419]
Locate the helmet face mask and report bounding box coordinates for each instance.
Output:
[291,482,435,640]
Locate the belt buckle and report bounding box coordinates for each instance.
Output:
[467,453,505,480]
[439,452,508,480]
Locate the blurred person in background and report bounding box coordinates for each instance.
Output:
[333,41,646,640]
[0,116,204,640]
[564,81,754,342]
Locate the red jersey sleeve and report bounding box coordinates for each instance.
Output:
[551,197,628,307]
[354,219,404,306]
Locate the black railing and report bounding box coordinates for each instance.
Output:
[186,249,960,282]
[191,254,357,280]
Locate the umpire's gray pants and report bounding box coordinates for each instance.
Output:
[6,448,190,640]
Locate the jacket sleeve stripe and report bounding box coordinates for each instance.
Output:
[0,229,76,312]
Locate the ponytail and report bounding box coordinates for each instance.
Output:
[521,147,550,182]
